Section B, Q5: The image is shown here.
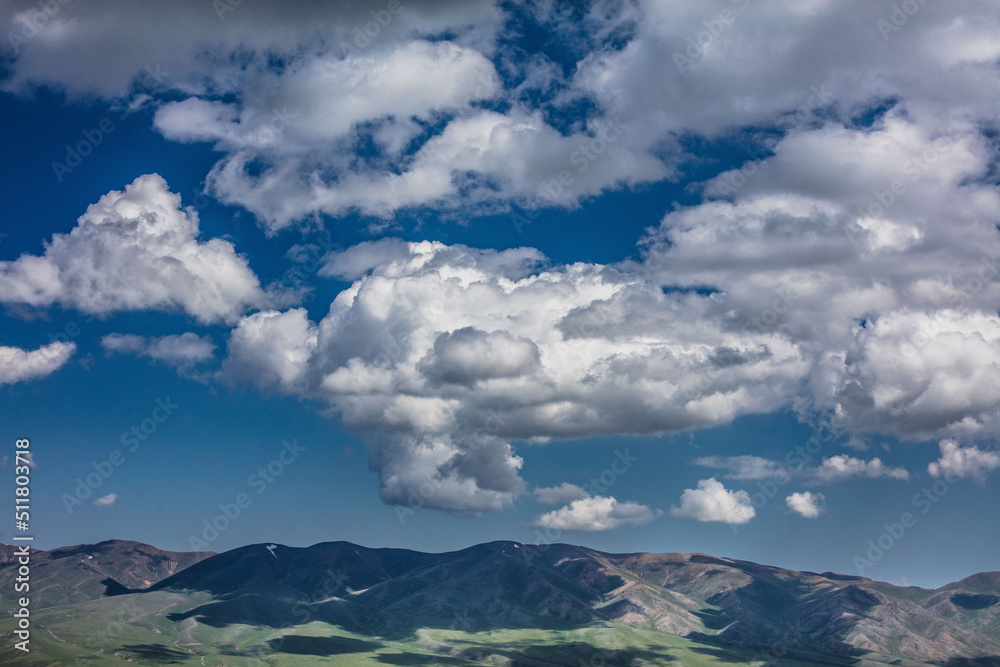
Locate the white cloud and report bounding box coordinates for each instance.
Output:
[813,455,909,483]
[202,107,664,232]
[102,333,216,368]
[0,175,271,324]
[1,0,502,98]
[575,1,1000,140]
[6,1,1000,235]
[786,491,825,519]
[223,240,807,511]
[670,478,755,524]
[534,483,589,505]
[639,113,1000,440]
[928,440,1000,483]
[318,238,413,281]
[0,341,75,386]
[532,495,656,531]
[221,308,318,395]
[156,41,499,150]
[819,310,1000,439]
[91,493,118,508]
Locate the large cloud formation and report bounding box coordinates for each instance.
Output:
[6,1,998,232]
[221,240,807,510]
[6,2,1000,512]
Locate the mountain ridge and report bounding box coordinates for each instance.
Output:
[1,539,997,665]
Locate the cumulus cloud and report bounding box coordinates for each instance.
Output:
[91,493,118,508]
[820,310,1000,439]
[532,495,656,532]
[786,491,825,519]
[102,333,216,367]
[222,240,807,511]
[534,483,589,505]
[221,308,318,395]
[928,440,1000,483]
[0,175,271,324]
[670,478,755,524]
[639,112,1000,440]
[0,341,75,386]
[575,1,1000,140]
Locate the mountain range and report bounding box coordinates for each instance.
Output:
[1,539,997,665]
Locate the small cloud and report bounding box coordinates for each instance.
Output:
[844,436,868,451]
[786,491,825,519]
[91,493,119,508]
[670,478,755,524]
[813,455,908,483]
[928,440,1000,483]
[532,495,657,531]
[692,455,784,480]
[533,483,589,505]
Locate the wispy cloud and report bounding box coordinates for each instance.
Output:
[91,493,119,508]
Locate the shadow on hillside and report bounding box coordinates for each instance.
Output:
[118,643,194,664]
[431,636,677,665]
[935,658,1000,666]
[265,634,383,656]
[166,593,370,634]
[684,632,862,665]
[376,653,471,665]
[102,576,133,597]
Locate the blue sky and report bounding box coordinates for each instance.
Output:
[1,0,999,589]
